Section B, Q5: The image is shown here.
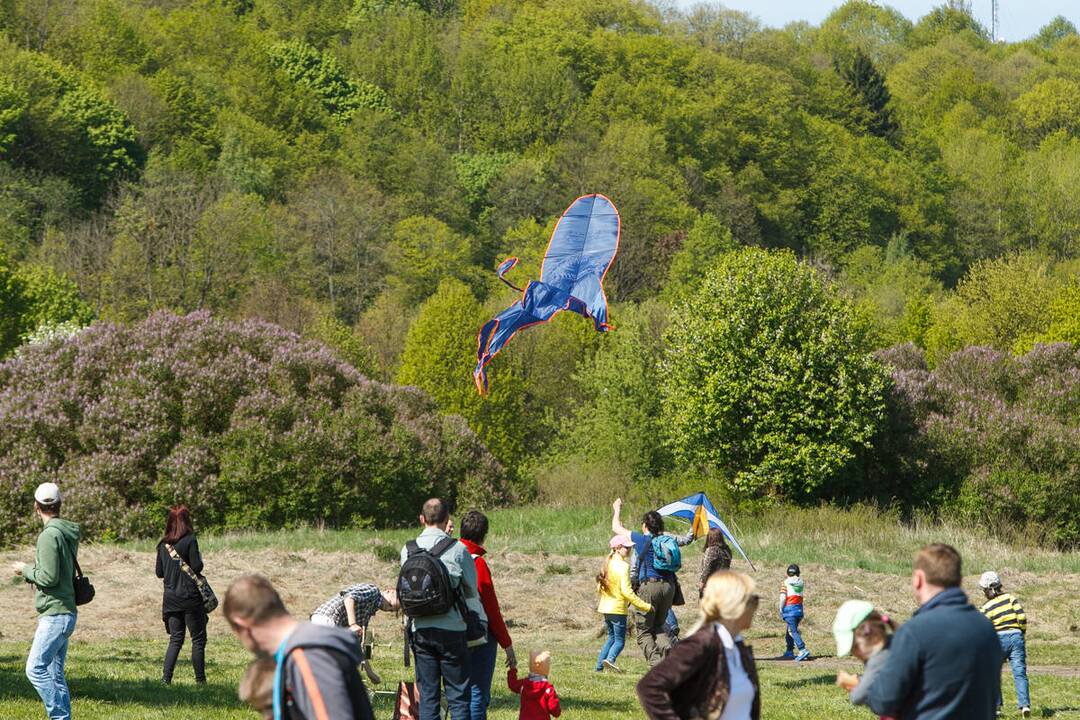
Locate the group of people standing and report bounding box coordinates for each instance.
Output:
[224,497,536,720]
[633,538,1031,720]
[8,483,1035,720]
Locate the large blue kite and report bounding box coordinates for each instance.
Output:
[474,193,620,394]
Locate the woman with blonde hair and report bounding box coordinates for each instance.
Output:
[596,535,653,672]
[637,571,760,720]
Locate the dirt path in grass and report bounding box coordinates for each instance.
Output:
[2,544,1078,679]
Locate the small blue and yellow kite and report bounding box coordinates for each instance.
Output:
[656,492,755,571]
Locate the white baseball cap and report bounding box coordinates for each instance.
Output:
[34,482,62,506]
[978,571,1001,589]
[832,600,875,658]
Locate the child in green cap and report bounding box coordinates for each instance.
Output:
[833,600,897,720]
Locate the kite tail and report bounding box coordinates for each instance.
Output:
[474,317,499,396]
[496,257,523,293]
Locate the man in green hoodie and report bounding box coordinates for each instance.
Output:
[11,482,81,720]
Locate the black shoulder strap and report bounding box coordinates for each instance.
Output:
[429,537,458,559]
[405,540,422,557]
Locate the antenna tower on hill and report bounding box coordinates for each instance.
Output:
[991,0,1000,42]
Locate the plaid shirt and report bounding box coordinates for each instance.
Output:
[311,583,382,627]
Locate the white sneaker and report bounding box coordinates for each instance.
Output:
[1020,708,1031,718]
[602,659,623,673]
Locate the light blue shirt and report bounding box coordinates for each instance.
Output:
[400,526,482,632]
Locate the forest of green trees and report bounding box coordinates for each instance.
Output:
[3,0,1080,544]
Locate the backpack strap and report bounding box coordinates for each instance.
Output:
[405,540,422,557]
[428,536,458,559]
[276,643,374,720]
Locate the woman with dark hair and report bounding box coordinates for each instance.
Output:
[155,505,208,684]
[699,528,733,598]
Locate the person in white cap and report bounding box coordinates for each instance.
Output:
[10,482,82,720]
[832,600,897,714]
[978,571,1031,718]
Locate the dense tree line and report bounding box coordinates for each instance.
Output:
[2,0,1080,542]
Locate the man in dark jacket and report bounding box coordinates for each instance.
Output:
[11,483,81,720]
[224,574,375,720]
[867,543,1001,720]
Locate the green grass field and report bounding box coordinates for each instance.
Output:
[2,504,1079,718]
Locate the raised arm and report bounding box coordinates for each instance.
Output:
[611,498,631,536]
[671,530,694,546]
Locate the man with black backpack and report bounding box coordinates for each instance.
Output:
[223,574,375,720]
[398,498,484,720]
[611,498,682,667]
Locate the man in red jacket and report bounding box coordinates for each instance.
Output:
[459,511,517,720]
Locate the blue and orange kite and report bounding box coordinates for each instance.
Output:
[473,194,620,394]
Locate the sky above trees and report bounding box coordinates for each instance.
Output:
[673,0,1077,42]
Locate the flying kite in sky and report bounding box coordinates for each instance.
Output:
[473,193,620,394]
[656,492,755,571]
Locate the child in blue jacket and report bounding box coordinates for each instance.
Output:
[780,564,810,661]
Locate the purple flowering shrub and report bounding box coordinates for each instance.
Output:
[0,311,508,542]
[875,342,1080,547]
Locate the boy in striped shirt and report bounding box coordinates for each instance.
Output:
[978,571,1030,717]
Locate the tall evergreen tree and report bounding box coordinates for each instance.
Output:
[838,48,899,142]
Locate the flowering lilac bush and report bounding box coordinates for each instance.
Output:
[0,311,508,542]
[875,342,1080,547]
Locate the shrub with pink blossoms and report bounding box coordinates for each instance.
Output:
[0,311,509,542]
[874,342,1080,548]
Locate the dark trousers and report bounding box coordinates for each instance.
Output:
[467,636,498,720]
[633,580,676,667]
[163,610,207,683]
[412,627,471,720]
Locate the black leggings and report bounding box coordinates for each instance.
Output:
[163,610,207,683]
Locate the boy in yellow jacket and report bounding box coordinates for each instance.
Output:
[596,536,652,672]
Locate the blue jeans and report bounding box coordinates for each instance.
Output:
[783,611,805,653]
[665,608,679,639]
[467,636,498,720]
[998,632,1030,709]
[26,612,77,720]
[412,627,471,720]
[597,614,627,669]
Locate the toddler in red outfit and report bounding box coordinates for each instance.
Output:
[508,650,561,719]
